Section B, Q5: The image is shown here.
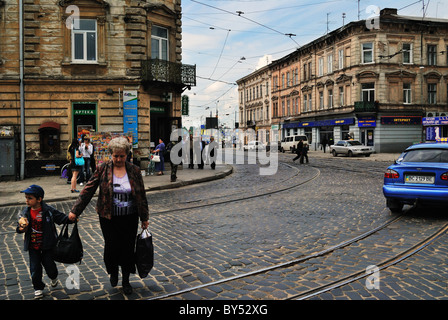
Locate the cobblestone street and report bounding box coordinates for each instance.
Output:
[1,152,448,310]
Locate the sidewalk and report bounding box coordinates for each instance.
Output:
[0,150,400,207]
[0,164,233,207]
[306,148,401,162]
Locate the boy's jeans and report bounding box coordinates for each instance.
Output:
[29,248,58,290]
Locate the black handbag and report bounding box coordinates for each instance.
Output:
[53,221,83,264]
[135,229,154,278]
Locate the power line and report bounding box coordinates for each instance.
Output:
[209,29,231,79]
[190,0,300,47]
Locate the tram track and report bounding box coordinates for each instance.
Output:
[149,213,448,300]
[293,221,448,300]
[3,157,444,301]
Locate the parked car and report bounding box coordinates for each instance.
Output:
[280,135,308,153]
[330,140,374,157]
[244,141,266,151]
[383,143,448,213]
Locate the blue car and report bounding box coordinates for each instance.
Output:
[383,143,448,213]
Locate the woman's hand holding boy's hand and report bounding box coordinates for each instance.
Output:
[68,212,77,222]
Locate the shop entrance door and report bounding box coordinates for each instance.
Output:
[361,129,374,146]
[73,103,97,138]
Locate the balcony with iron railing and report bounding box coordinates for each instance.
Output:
[354,101,379,113]
[141,59,196,91]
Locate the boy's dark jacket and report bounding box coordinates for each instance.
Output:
[16,202,71,251]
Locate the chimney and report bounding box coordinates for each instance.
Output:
[380,8,398,16]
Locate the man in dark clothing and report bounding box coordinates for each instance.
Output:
[300,144,309,164]
[293,140,303,162]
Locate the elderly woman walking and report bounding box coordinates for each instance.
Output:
[68,136,149,295]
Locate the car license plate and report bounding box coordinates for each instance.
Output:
[405,174,435,184]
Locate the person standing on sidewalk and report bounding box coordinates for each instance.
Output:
[79,137,93,185]
[16,184,72,299]
[68,138,82,193]
[68,136,149,295]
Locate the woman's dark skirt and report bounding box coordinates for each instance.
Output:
[99,213,138,275]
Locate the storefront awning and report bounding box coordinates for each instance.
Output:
[38,121,60,131]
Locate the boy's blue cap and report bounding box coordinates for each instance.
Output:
[20,184,44,199]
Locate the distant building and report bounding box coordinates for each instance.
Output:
[0,0,195,177]
[237,8,448,153]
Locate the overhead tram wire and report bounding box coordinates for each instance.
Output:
[209,28,231,79]
[190,0,301,47]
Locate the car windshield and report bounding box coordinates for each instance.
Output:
[347,141,362,146]
[401,149,448,163]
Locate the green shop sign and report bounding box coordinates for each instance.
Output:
[74,109,96,115]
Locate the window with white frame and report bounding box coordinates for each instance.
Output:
[339,86,344,106]
[338,49,344,69]
[319,91,324,109]
[362,42,374,64]
[402,43,413,64]
[308,93,312,111]
[362,83,375,102]
[328,89,333,108]
[327,54,333,74]
[151,26,168,60]
[403,83,412,104]
[72,19,97,63]
[303,95,307,112]
[318,57,324,76]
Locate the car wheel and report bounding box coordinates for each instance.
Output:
[365,154,371,157]
[348,150,353,157]
[332,150,337,157]
[386,199,403,213]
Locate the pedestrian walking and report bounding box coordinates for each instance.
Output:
[293,139,304,162]
[300,143,309,164]
[68,136,149,295]
[166,136,181,182]
[321,137,327,153]
[208,136,218,170]
[16,184,72,299]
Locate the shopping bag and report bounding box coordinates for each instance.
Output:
[135,229,154,278]
[75,156,85,166]
[152,154,160,162]
[53,221,83,264]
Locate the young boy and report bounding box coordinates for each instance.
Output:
[16,184,72,299]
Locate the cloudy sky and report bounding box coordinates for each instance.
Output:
[180,0,448,128]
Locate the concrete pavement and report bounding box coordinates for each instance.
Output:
[0,164,233,207]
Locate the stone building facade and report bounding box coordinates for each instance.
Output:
[238,8,448,153]
[0,0,195,177]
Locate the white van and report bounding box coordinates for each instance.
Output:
[280,135,308,153]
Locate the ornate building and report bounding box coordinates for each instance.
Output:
[0,0,195,178]
[238,8,448,153]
